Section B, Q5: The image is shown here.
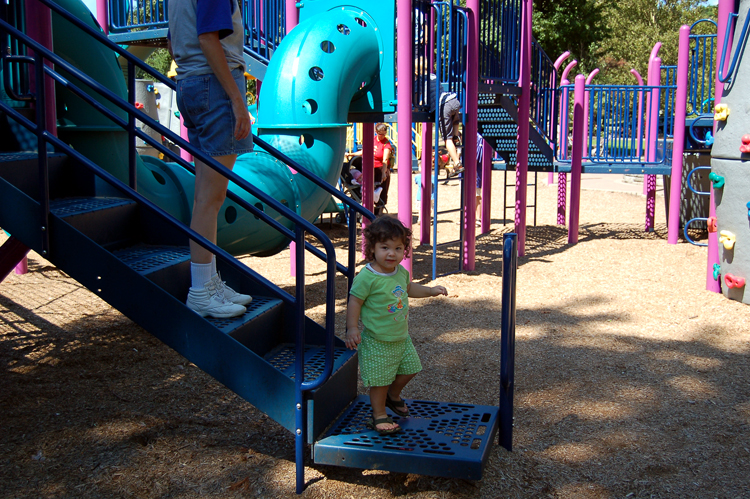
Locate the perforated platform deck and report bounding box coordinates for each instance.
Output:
[266,344,354,382]
[313,395,499,480]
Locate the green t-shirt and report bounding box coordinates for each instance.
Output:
[349,264,410,342]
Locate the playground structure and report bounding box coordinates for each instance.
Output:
[0,0,520,492]
[1,0,748,493]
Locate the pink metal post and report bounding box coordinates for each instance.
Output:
[630,69,645,159]
[707,0,736,292]
[463,0,479,270]
[667,26,690,244]
[514,0,532,257]
[568,75,585,244]
[96,0,109,34]
[549,51,571,185]
[396,0,413,272]
[25,0,57,139]
[286,0,298,33]
[645,55,661,231]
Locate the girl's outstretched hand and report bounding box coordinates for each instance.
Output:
[345,328,361,350]
[431,285,448,296]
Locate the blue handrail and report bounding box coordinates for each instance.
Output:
[718,9,750,84]
[683,166,711,247]
[0,0,374,395]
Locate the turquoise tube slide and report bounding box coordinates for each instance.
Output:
[50,0,382,255]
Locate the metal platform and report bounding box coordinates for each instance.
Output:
[266,344,355,383]
[554,162,673,175]
[313,395,499,480]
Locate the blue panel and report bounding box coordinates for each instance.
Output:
[314,395,499,480]
[266,344,355,382]
[555,162,673,175]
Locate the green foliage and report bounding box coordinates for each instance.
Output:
[135,48,172,79]
[532,0,718,85]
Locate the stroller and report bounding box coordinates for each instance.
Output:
[339,155,387,218]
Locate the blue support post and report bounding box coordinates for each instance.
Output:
[499,232,517,451]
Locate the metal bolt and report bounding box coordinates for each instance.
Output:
[296,403,301,409]
[41,226,46,231]
[296,429,301,435]
[41,250,47,255]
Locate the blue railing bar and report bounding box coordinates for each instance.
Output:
[2,14,347,392]
[34,57,51,258]
[0,100,296,305]
[2,54,35,101]
[499,232,516,452]
[684,218,709,246]
[1,18,374,239]
[687,166,712,195]
[38,0,176,89]
[718,10,749,83]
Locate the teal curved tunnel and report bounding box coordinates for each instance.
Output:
[49,0,382,256]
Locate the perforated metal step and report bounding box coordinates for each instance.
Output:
[266,344,355,382]
[113,245,190,274]
[313,394,499,480]
[50,197,133,218]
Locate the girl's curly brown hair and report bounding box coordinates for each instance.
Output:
[363,216,412,261]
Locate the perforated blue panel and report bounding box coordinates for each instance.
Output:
[314,395,499,480]
[113,245,190,274]
[50,197,133,218]
[266,344,351,382]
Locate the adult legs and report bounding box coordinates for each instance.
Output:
[190,154,236,263]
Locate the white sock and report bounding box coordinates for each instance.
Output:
[190,262,213,289]
[210,255,217,276]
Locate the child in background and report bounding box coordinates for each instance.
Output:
[345,216,448,435]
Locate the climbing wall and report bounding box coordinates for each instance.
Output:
[710,0,750,305]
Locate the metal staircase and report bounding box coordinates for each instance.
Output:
[1,0,517,493]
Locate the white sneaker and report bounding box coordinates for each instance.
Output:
[186,286,246,319]
[209,272,253,306]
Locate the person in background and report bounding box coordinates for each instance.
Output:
[168,0,253,318]
[344,123,394,215]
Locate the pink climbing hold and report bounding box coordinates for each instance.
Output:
[135,102,144,109]
[707,216,717,233]
[724,274,746,289]
[740,134,750,154]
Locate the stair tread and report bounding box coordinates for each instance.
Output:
[314,394,499,480]
[50,196,134,218]
[265,344,356,382]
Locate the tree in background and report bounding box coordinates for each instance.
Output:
[533,0,718,85]
[533,0,610,76]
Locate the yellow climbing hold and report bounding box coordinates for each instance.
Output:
[714,103,730,121]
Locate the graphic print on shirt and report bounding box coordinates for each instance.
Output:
[387,285,407,316]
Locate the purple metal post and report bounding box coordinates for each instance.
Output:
[556,60,577,225]
[549,51,571,185]
[420,124,432,244]
[568,75,585,244]
[361,123,374,256]
[96,0,109,34]
[464,0,479,270]
[630,69,645,159]
[480,139,492,232]
[644,44,661,196]
[668,26,690,244]
[645,55,661,232]
[25,0,57,139]
[396,0,413,273]
[514,0,532,257]
[583,69,599,158]
[706,0,735,292]
[179,114,192,162]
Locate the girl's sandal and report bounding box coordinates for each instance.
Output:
[366,416,401,435]
[385,394,409,418]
